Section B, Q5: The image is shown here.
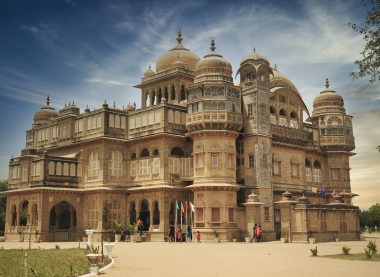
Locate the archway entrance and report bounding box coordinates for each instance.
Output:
[49,201,77,241]
[139,200,150,231]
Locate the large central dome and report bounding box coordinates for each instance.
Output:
[155,31,200,73]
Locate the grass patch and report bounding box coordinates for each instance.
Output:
[0,248,111,277]
[322,253,380,262]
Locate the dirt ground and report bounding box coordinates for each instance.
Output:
[1,234,379,277]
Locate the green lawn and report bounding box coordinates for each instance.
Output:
[0,248,111,277]
[322,253,380,262]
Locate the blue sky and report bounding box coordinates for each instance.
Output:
[0,0,379,208]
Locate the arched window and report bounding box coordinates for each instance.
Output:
[11,205,17,226]
[129,202,136,224]
[153,201,160,225]
[313,160,321,168]
[131,153,137,160]
[140,148,150,158]
[313,160,322,183]
[290,111,297,118]
[19,200,29,226]
[279,109,287,116]
[56,162,62,176]
[289,111,298,128]
[110,150,123,177]
[305,159,312,182]
[153,149,159,156]
[49,162,55,175]
[170,147,184,157]
[88,151,100,179]
[270,106,276,114]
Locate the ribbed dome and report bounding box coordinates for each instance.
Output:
[33,96,58,124]
[240,49,270,65]
[144,65,155,77]
[270,66,300,96]
[313,79,344,109]
[155,31,200,73]
[194,39,233,83]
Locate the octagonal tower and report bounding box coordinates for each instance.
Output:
[186,39,242,240]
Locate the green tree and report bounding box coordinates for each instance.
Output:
[0,180,8,234]
[360,203,380,228]
[349,0,380,82]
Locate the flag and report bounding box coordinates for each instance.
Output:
[181,201,185,213]
[190,201,195,213]
[319,188,327,196]
[332,190,336,196]
[185,201,188,212]
[176,201,179,210]
[311,186,318,193]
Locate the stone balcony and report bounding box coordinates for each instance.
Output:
[271,125,312,146]
[186,111,242,131]
[320,136,355,151]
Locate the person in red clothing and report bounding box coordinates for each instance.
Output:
[196,231,201,243]
[256,225,262,242]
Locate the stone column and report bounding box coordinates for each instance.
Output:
[168,85,172,104]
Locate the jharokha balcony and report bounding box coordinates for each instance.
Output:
[8,153,79,189]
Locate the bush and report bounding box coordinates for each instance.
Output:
[112,220,123,235]
[342,246,351,255]
[310,246,318,256]
[367,240,377,254]
[55,244,60,249]
[364,247,373,259]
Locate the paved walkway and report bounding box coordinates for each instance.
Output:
[1,234,379,277]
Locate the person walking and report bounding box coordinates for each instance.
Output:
[251,224,257,243]
[176,225,182,242]
[256,225,262,242]
[168,224,175,242]
[186,225,192,242]
[196,231,201,243]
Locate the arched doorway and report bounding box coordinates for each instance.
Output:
[139,200,150,231]
[153,201,160,225]
[19,201,29,226]
[129,202,136,225]
[49,201,77,241]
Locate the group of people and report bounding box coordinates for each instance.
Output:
[251,224,263,243]
[168,225,201,243]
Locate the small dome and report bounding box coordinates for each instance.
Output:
[33,96,58,124]
[194,39,233,82]
[144,65,155,77]
[313,78,344,109]
[240,49,270,65]
[155,31,200,72]
[59,101,80,115]
[270,66,301,96]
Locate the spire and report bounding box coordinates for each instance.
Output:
[253,47,256,53]
[176,30,183,45]
[325,78,330,89]
[210,37,216,52]
[274,64,278,70]
[46,95,50,106]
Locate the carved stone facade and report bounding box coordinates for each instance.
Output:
[4,32,359,242]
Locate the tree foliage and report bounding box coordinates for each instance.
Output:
[359,203,380,227]
[0,180,8,233]
[349,0,380,82]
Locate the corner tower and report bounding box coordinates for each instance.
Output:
[238,50,275,239]
[186,39,242,241]
[312,79,355,198]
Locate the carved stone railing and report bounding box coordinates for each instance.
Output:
[271,125,311,146]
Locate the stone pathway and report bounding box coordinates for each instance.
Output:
[1,234,379,277]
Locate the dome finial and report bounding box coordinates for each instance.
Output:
[176,30,183,45]
[46,95,50,106]
[253,47,256,53]
[274,64,278,70]
[210,37,216,52]
[325,78,330,89]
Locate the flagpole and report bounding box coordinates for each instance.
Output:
[180,201,183,231]
[175,201,177,242]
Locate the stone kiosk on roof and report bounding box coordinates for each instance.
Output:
[4,32,359,242]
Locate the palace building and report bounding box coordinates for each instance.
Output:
[4,32,360,242]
